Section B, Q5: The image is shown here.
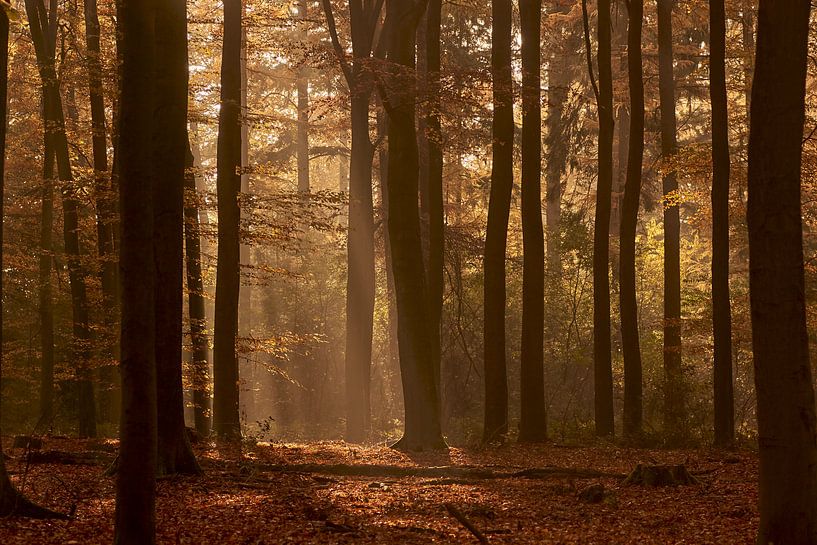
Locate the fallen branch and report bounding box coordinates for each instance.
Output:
[445,503,489,544]
[253,463,626,481]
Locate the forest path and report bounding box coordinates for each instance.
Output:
[0,437,757,544]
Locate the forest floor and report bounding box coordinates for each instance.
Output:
[0,436,757,544]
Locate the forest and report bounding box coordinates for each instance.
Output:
[0,0,813,542]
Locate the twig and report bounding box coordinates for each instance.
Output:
[444,503,489,544]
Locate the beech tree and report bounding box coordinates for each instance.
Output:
[213,0,243,440]
[748,0,817,542]
[114,0,157,540]
[588,0,615,437]
[154,0,199,473]
[656,0,683,441]
[620,0,644,438]
[321,0,381,442]
[383,0,445,451]
[483,0,513,444]
[518,0,545,442]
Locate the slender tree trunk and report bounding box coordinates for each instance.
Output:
[26,0,97,438]
[213,0,243,440]
[592,0,615,437]
[518,0,545,442]
[423,0,444,403]
[185,140,212,437]
[83,0,119,426]
[297,0,309,195]
[114,0,157,539]
[748,2,817,543]
[153,0,199,475]
[483,0,513,444]
[385,0,445,452]
[238,8,252,387]
[709,0,734,448]
[656,0,683,442]
[620,0,644,439]
[38,123,55,424]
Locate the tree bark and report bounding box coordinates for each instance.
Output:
[709,0,733,448]
[26,0,97,438]
[592,0,615,437]
[321,0,380,442]
[384,0,445,452]
[114,0,157,539]
[748,1,817,543]
[423,0,444,409]
[656,0,683,442]
[38,119,55,424]
[518,0,545,443]
[620,0,644,439]
[213,0,243,440]
[185,140,212,438]
[483,0,513,444]
[153,0,200,474]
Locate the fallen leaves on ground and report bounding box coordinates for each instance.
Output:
[0,436,758,544]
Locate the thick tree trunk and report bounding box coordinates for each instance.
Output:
[620,0,644,439]
[185,141,212,438]
[213,0,243,440]
[114,0,157,540]
[748,2,817,543]
[592,0,615,437]
[385,0,445,452]
[153,0,199,475]
[656,0,683,442]
[26,0,97,438]
[709,0,734,447]
[483,0,513,444]
[518,0,545,443]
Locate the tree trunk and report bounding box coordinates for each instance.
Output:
[483,0,513,444]
[748,2,817,543]
[620,0,644,439]
[297,0,309,195]
[423,0,444,406]
[25,0,97,438]
[592,0,615,437]
[213,0,243,440]
[114,0,157,539]
[38,121,55,424]
[83,0,119,426]
[153,0,199,475]
[322,0,379,443]
[185,140,212,438]
[656,0,683,442]
[518,0,545,443]
[709,0,733,448]
[385,0,445,452]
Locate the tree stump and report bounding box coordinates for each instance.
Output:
[12,436,42,450]
[623,464,699,486]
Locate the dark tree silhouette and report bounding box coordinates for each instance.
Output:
[114,0,157,540]
[213,0,243,440]
[620,0,644,439]
[657,0,683,441]
[154,0,200,474]
[518,0,546,442]
[383,0,445,452]
[38,108,55,424]
[709,0,734,448]
[184,141,212,437]
[587,0,614,437]
[748,1,817,542]
[483,0,513,444]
